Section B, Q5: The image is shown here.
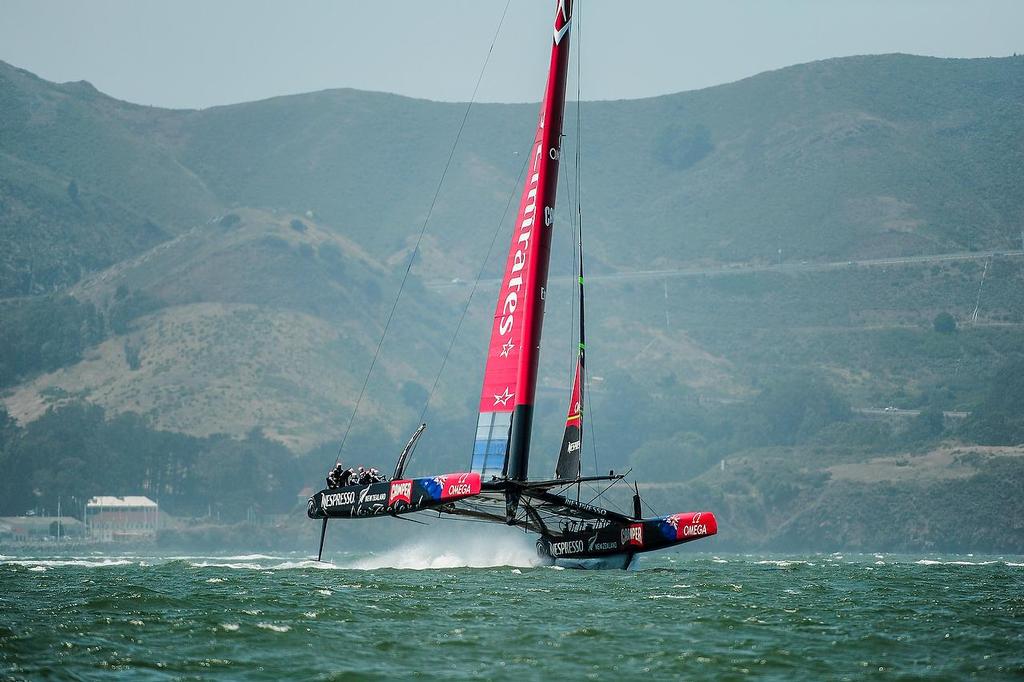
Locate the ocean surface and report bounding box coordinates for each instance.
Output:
[2,543,1022,680]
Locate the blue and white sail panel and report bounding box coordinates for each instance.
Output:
[471,411,512,478]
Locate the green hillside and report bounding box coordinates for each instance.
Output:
[1,55,1023,550]
[172,54,1024,274]
[0,62,220,295]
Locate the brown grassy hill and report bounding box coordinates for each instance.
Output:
[2,209,480,451]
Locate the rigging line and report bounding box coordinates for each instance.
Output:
[583,479,618,507]
[560,133,579,388]
[584,467,632,507]
[575,1,583,233]
[333,0,514,464]
[420,513,496,526]
[580,478,632,518]
[584,364,599,472]
[574,2,599,476]
[418,156,529,428]
[639,492,660,518]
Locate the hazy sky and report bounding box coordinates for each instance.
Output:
[1,0,1021,109]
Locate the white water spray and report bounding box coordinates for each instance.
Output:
[344,533,536,570]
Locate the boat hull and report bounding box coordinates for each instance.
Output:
[307,472,481,520]
[536,511,717,568]
[553,553,635,570]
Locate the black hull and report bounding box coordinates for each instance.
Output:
[534,511,717,568]
[307,472,481,520]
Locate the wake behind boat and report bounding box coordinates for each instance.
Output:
[308,0,716,569]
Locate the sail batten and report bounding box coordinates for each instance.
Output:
[472,0,573,481]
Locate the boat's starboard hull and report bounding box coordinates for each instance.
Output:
[538,511,717,563]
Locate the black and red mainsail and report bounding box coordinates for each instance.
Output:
[471,0,573,481]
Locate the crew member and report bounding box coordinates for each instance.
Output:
[326,462,345,488]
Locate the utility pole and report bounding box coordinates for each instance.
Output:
[663,279,670,331]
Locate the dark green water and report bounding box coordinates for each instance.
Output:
[2,548,1022,680]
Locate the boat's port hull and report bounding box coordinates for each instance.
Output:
[307,472,481,519]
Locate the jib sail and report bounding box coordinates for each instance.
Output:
[471,0,573,480]
[554,356,583,479]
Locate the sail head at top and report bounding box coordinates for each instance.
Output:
[471,0,573,480]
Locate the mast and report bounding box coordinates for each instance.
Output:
[471,0,574,481]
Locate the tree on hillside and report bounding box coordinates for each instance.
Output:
[15,402,109,513]
[0,296,105,388]
[963,358,1024,445]
[749,375,851,446]
[902,406,946,444]
[654,122,714,171]
[194,430,300,521]
[629,432,710,482]
[933,312,957,334]
[0,407,21,512]
[109,286,163,334]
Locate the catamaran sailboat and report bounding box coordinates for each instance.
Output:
[308,0,716,569]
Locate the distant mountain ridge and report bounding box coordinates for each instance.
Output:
[3,54,1022,297]
[2,53,1022,444]
[2,54,1023,550]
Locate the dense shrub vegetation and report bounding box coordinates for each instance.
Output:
[0,296,104,387]
[0,402,305,521]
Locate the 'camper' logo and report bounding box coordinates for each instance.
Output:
[621,524,644,547]
[389,480,413,506]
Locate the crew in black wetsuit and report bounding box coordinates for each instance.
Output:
[326,463,345,488]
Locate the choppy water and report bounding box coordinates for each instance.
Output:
[2,544,1022,680]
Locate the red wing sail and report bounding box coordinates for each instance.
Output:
[471,0,573,479]
[554,356,583,479]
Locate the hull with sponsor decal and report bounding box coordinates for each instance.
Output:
[535,511,717,562]
[307,472,482,520]
[553,553,635,570]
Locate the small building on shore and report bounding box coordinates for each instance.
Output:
[0,516,85,542]
[86,496,160,542]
